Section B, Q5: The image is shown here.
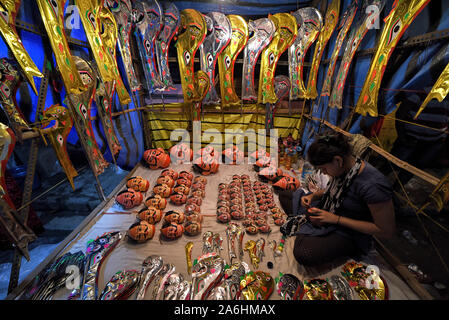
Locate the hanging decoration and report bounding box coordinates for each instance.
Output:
[105,0,141,93]
[414,62,449,119]
[175,9,207,103]
[355,0,430,116]
[35,0,86,94]
[217,14,248,106]
[67,56,109,177]
[0,121,16,209]
[320,1,358,97]
[241,18,276,103]
[288,7,322,100]
[192,70,210,121]
[76,0,131,106]
[0,58,30,134]
[155,2,180,90]
[133,0,165,94]
[266,75,290,130]
[0,0,43,95]
[305,0,341,100]
[329,0,386,109]
[258,12,297,104]
[199,12,232,106]
[40,104,78,190]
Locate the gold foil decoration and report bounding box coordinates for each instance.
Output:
[217,14,248,106]
[257,13,297,104]
[0,121,16,207]
[36,0,86,94]
[240,271,275,300]
[0,58,29,132]
[305,0,340,100]
[0,0,43,94]
[429,171,449,212]
[175,9,207,103]
[415,62,449,119]
[341,261,387,300]
[77,0,131,105]
[67,56,109,176]
[41,104,78,190]
[244,240,260,269]
[303,278,333,300]
[192,70,210,121]
[185,241,193,274]
[355,0,430,116]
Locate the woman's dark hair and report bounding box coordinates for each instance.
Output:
[307,132,353,166]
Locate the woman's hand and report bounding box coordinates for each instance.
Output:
[301,193,315,208]
[307,207,339,226]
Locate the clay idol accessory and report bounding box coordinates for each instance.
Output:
[161,168,179,180]
[116,188,143,209]
[81,231,123,300]
[164,210,185,224]
[67,56,109,176]
[218,15,248,106]
[223,261,250,300]
[320,2,357,97]
[272,174,301,192]
[99,269,139,300]
[329,0,386,109]
[191,252,225,300]
[212,233,223,255]
[341,261,388,300]
[36,0,85,95]
[157,175,175,188]
[303,278,333,300]
[163,273,185,300]
[200,12,231,105]
[155,2,180,89]
[267,75,291,129]
[128,220,156,242]
[169,143,193,165]
[177,280,191,300]
[175,9,207,103]
[138,207,162,224]
[184,220,202,236]
[241,18,275,102]
[143,148,171,169]
[305,0,340,100]
[225,223,239,263]
[135,255,163,300]
[185,241,194,274]
[244,240,260,269]
[202,231,214,254]
[258,13,297,104]
[160,221,184,240]
[355,0,429,116]
[133,0,165,93]
[145,194,167,210]
[275,273,304,300]
[0,58,30,133]
[105,0,140,92]
[288,7,322,100]
[153,263,176,300]
[240,271,275,300]
[328,275,354,300]
[173,184,190,195]
[255,238,266,263]
[40,105,78,190]
[0,0,43,94]
[127,176,150,192]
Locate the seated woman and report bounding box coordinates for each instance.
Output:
[279,132,396,267]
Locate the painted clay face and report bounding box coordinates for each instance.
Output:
[161,168,178,180]
[259,166,283,181]
[153,184,172,198]
[127,176,150,192]
[185,203,201,215]
[192,190,205,199]
[179,171,194,181]
[116,188,143,209]
[145,194,167,210]
[164,210,185,224]
[169,143,192,165]
[170,193,187,205]
[272,175,300,191]
[193,176,207,185]
[157,175,175,188]
[186,213,203,223]
[187,196,202,206]
[161,222,184,240]
[176,177,192,188]
[173,185,190,195]
[184,221,201,236]
[138,207,162,224]
[128,220,155,242]
[143,148,171,169]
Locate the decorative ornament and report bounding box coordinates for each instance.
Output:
[135,255,163,300]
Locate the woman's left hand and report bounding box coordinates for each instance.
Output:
[307,207,339,226]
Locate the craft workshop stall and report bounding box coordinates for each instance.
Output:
[1,0,449,301]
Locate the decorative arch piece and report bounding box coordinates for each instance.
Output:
[288,7,322,100]
[355,0,430,117]
[175,8,207,103]
[329,0,386,109]
[0,0,43,94]
[241,18,275,103]
[305,0,341,100]
[200,12,232,106]
[258,13,297,104]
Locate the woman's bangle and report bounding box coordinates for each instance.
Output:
[336,215,341,225]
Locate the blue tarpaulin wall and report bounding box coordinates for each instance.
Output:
[4,0,449,171]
